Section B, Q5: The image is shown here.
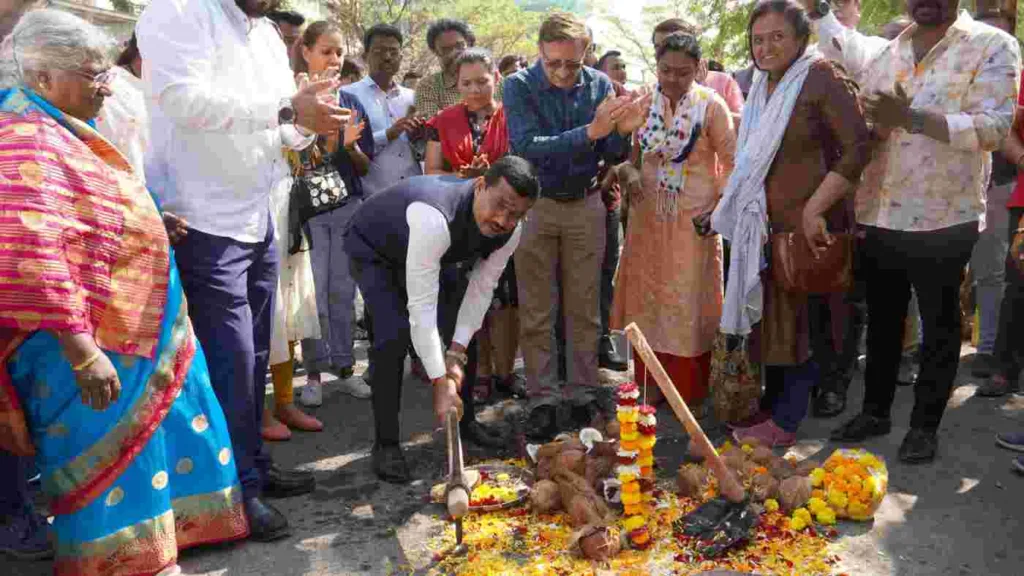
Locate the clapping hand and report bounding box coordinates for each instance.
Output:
[864,82,912,132]
[293,73,352,135]
[343,110,366,148]
[458,154,490,179]
[615,87,654,135]
[387,106,425,142]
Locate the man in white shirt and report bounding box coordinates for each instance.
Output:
[343,23,423,197]
[137,0,350,541]
[343,157,538,483]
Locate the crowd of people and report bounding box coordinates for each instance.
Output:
[0,0,1022,574]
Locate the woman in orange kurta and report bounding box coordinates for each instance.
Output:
[611,33,736,405]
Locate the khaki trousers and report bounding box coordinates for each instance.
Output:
[516,194,606,406]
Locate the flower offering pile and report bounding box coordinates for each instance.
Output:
[423,396,873,574]
[809,448,888,521]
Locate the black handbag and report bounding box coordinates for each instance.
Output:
[288,145,349,254]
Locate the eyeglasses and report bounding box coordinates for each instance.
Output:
[539,49,583,73]
[68,68,115,88]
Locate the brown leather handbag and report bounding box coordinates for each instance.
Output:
[770,231,854,294]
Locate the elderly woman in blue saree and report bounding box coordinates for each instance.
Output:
[0,10,248,576]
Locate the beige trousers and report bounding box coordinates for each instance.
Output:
[516,194,606,406]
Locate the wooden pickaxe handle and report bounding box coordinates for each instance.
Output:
[446,407,470,518]
[624,323,746,503]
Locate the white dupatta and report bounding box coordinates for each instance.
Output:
[710,49,823,336]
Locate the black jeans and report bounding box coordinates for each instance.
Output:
[860,223,979,431]
[350,259,478,446]
[993,207,1024,383]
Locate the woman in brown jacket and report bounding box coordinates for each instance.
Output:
[711,0,870,446]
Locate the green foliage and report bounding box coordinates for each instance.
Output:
[327,0,543,77]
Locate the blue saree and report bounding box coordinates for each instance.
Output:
[0,87,249,575]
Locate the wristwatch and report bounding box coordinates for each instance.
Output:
[907,110,926,134]
[277,97,295,126]
[811,0,831,19]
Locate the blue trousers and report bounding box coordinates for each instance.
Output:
[766,360,821,433]
[174,222,278,500]
[350,258,477,446]
[301,201,361,373]
[0,450,29,516]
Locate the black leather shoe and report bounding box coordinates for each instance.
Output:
[898,429,938,464]
[494,374,527,399]
[463,419,508,449]
[830,413,892,442]
[526,405,558,441]
[813,390,847,418]
[244,497,291,542]
[263,464,315,499]
[372,444,412,484]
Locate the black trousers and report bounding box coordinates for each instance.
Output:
[350,259,477,446]
[993,207,1024,383]
[860,223,979,431]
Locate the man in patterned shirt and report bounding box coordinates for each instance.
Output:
[414,19,503,120]
[806,0,1022,463]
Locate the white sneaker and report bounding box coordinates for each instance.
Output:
[337,374,372,399]
[297,383,323,407]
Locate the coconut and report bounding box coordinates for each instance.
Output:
[677,465,707,498]
[750,445,775,465]
[778,476,812,512]
[750,472,780,502]
[570,525,621,561]
[530,479,562,513]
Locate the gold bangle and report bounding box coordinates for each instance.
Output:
[71,350,102,372]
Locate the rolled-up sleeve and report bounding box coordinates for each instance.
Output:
[138,0,284,136]
[946,36,1022,153]
[813,12,890,85]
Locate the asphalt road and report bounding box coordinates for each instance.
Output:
[4,342,1023,575]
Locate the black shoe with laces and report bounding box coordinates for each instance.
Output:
[830,413,892,442]
[463,420,508,449]
[526,405,559,441]
[372,443,412,484]
[263,463,315,499]
[494,374,527,399]
[898,429,938,464]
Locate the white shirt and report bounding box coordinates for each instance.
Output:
[137,0,313,243]
[813,12,892,85]
[95,67,149,182]
[342,77,421,197]
[405,203,521,380]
